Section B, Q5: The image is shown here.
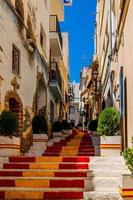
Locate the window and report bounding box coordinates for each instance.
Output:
[40,25,47,54]
[12,45,20,75]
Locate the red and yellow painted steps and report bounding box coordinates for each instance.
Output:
[0,178,85,188]
[3,162,89,170]
[0,129,94,199]
[0,191,84,200]
[120,188,133,199]
[8,156,90,163]
[44,130,95,157]
[0,170,88,178]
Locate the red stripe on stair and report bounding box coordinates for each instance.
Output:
[50,180,84,188]
[44,192,83,199]
[62,156,90,162]
[0,179,15,187]
[3,163,29,169]
[55,171,87,177]
[9,157,35,163]
[0,191,5,199]
[0,171,23,177]
[42,153,60,156]
[59,163,88,169]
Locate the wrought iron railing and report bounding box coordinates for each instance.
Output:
[50,61,62,92]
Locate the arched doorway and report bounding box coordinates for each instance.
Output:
[4,91,23,135]
[36,71,47,117]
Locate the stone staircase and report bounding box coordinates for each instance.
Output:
[84,156,128,200]
[0,129,128,199]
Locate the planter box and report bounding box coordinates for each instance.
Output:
[100,136,121,156]
[53,132,62,137]
[119,174,133,200]
[62,129,72,134]
[28,134,48,155]
[0,136,20,156]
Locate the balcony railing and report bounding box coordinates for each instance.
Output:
[50,61,62,92]
[50,15,63,48]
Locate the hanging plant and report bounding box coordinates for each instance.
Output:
[15,0,24,22]
[26,14,36,48]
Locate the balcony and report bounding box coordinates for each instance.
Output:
[49,62,62,99]
[50,0,64,21]
[50,15,63,56]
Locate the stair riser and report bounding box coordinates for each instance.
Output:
[0,171,88,178]
[0,129,97,200]
[0,191,84,200]
[0,179,85,188]
[9,156,90,163]
[3,163,89,170]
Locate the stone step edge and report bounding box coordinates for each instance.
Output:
[3,162,90,164]
[0,187,119,192]
[0,177,120,180]
[0,169,127,173]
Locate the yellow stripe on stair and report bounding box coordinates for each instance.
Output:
[30,163,59,170]
[119,189,133,197]
[23,171,54,177]
[36,156,63,162]
[15,179,49,188]
[5,191,44,200]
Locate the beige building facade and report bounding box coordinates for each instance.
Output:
[95,0,133,148]
[49,1,70,122]
[0,0,70,152]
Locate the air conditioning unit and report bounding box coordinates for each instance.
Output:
[24,40,34,53]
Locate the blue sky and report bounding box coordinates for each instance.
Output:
[60,0,96,82]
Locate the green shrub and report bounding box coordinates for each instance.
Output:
[77,122,82,127]
[88,119,98,131]
[123,147,133,174]
[84,120,89,127]
[70,121,75,128]
[32,115,48,134]
[0,110,18,136]
[52,121,62,132]
[97,107,120,136]
[61,120,70,130]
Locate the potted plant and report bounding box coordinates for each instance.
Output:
[97,107,121,156]
[84,120,89,128]
[62,120,69,130]
[88,119,98,132]
[0,110,20,156]
[52,120,62,137]
[123,147,133,174]
[119,139,133,199]
[31,115,48,155]
[77,122,82,128]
